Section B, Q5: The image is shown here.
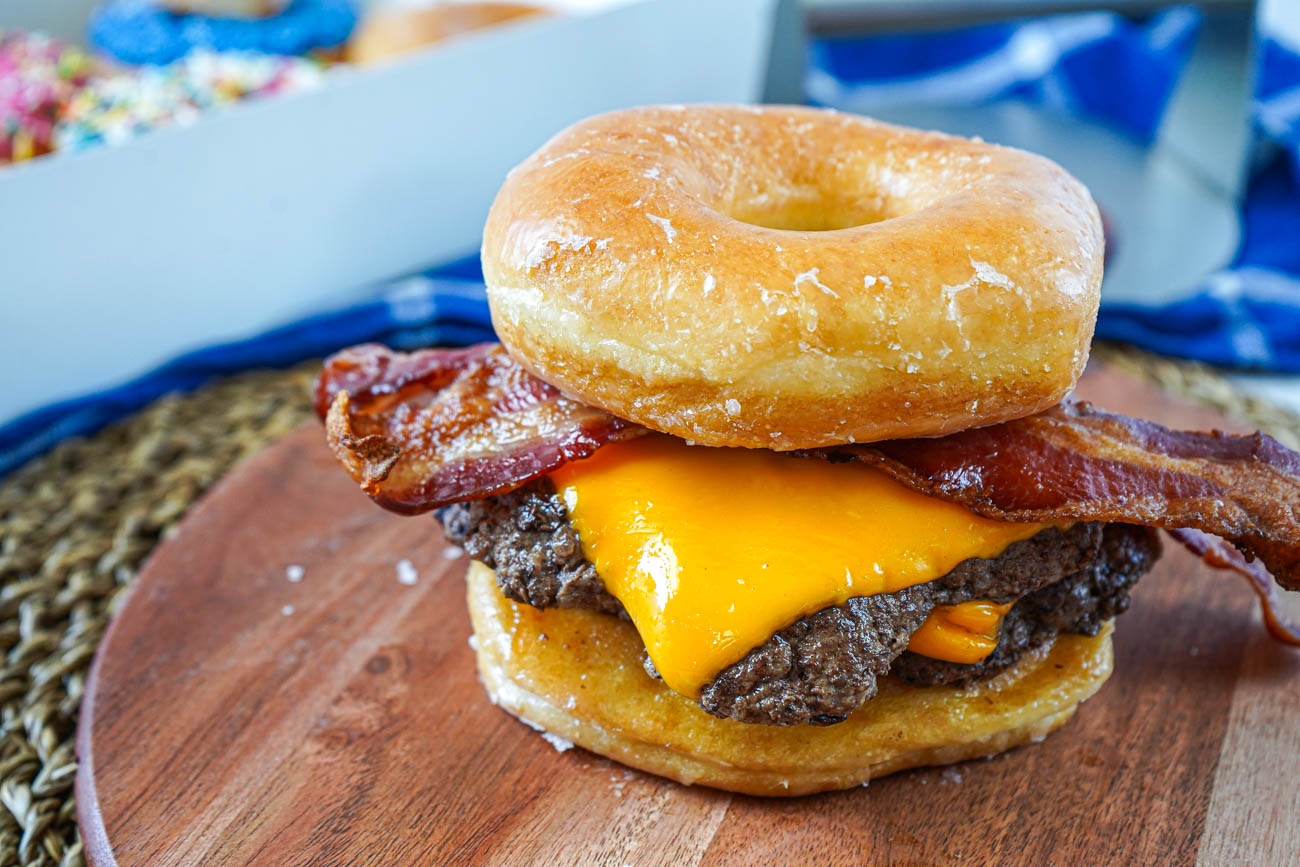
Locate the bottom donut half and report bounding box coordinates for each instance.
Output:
[465,560,1115,797]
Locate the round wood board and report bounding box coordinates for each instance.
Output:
[76,364,1300,866]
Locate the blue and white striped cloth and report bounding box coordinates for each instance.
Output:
[5,5,1300,476]
[810,6,1300,371]
[808,9,1201,143]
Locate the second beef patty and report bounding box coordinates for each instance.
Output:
[438,481,1160,726]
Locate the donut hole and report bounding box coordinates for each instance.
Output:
[721,168,920,232]
[727,194,888,231]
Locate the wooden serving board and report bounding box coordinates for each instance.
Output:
[76,364,1300,866]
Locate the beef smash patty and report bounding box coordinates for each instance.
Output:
[438,481,1161,726]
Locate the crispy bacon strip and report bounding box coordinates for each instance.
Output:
[317,343,1300,645]
[1167,529,1300,646]
[824,399,1300,591]
[315,343,644,514]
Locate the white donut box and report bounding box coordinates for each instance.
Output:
[0,0,779,423]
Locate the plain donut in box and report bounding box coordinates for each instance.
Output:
[481,104,1102,448]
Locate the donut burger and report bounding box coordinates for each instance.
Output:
[316,106,1300,795]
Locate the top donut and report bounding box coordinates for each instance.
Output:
[481,104,1103,449]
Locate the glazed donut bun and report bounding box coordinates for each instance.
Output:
[482,105,1103,449]
[466,561,1114,796]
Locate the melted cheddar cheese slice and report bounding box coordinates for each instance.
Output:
[549,435,1047,699]
[907,600,1016,664]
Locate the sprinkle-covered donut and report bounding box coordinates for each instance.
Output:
[56,49,325,151]
[1,31,101,164]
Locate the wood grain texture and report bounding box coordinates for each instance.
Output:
[76,364,1300,866]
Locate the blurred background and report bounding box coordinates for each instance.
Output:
[3,0,1299,475]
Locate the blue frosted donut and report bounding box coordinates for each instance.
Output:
[89,0,357,65]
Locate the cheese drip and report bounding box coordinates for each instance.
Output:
[907,600,1015,664]
[549,435,1049,699]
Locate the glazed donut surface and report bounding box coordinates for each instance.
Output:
[482,105,1103,448]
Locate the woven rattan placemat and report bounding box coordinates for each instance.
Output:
[0,347,1296,867]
